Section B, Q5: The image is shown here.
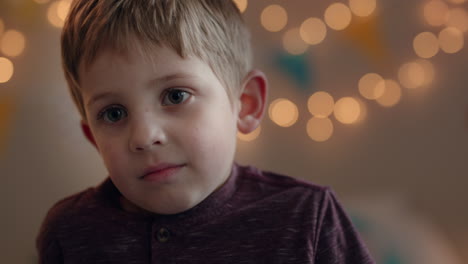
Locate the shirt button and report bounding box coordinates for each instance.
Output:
[156,227,170,243]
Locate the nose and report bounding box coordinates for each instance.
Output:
[129,116,167,152]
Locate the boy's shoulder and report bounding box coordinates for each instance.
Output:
[38,179,115,234]
[237,164,332,200]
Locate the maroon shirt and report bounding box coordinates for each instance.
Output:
[37,164,375,263]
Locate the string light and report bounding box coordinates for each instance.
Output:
[445,8,468,32]
[261,5,288,32]
[334,97,361,124]
[359,73,385,100]
[376,80,401,107]
[300,18,327,45]
[47,0,72,28]
[413,32,439,59]
[283,28,308,55]
[348,0,377,17]
[398,62,424,89]
[0,57,14,83]
[269,98,299,127]
[324,3,352,31]
[308,91,334,118]
[307,117,334,142]
[233,0,248,13]
[438,27,464,54]
[423,0,449,27]
[0,30,26,57]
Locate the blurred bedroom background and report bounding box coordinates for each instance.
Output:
[1,0,468,263]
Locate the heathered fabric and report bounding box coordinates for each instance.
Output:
[37,164,375,263]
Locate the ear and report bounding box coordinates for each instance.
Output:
[80,120,98,149]
[237,69,268,134]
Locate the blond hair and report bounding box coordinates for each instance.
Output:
[61,0,252,119]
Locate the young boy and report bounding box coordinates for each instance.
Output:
[37,0,375,263]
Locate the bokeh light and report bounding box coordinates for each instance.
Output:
[438,27,464,54]
[334,97,361,124]
[300,18,327,45]
[269,98,299,127]
[324,3,352,31]
[307,117,334,142]
[0,57,14,83]
[398,61,432,89]
[0,30,26,57]
[238,125,261,142]
[423,0,449,27]
[359,73,385,100]
[283,28,309,55]
[446,8,468,32]
[308,91,335,118]
[48,1,64,28]
[233,0,248,13]
[376,80,402,107]
[413,32,439,59]
[261,5,288,32]
[416,59,435,86]
[349,0,377,17]
[57,0,72,21]
[47,0,71,28]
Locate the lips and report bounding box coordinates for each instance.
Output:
[140,163,185,181]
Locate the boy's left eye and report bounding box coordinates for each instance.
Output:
[162,89,191,105]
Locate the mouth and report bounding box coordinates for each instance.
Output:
[140,163,186,182]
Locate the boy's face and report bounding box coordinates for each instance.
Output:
[79,45,240,214]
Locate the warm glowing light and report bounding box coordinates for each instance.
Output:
[0,57,14,83]
[308,91,334,118]
[261,5,288,32]
[359,73,385,100]
[324,3,352,31]
[424,0,449,27]
[233,0,248,13]
[269,98,299,127]
[57,0,72,21]
[34,0,51,3]
[398,62,425,89]
[439,27,464,54]
[48,1,64,28]
[413,32,439,59]
[417,59,435,86]
[349,0,377,17]
[376,80,401,107]
[334,97,361,124]
[300,18,327,45]
[307,117,334,142]
[447,0,466,3]
[446,8,468,32]
[283,28,309,55]
[0,30,26,57]
[238,125,261,142]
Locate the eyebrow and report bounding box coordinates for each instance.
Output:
[86,72,195,108]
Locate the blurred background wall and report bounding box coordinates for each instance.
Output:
[1,0,467,263]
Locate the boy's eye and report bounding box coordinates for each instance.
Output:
[98,106,128,123]
[162,89,191,105]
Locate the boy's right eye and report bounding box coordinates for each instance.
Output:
[98,105,128,123]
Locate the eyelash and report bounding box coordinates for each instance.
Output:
[96,88,192,123]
